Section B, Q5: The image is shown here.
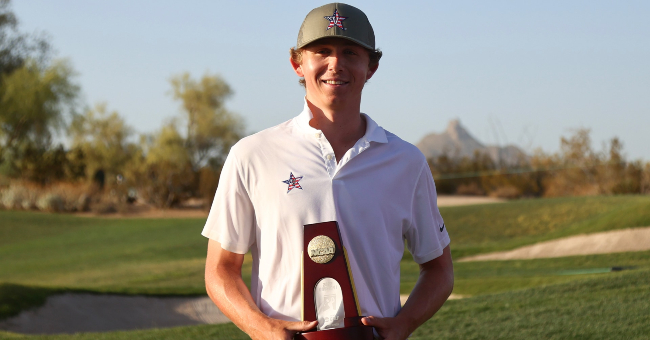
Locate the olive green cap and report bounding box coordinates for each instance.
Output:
[297,3,375,50]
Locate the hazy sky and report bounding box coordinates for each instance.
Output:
[13,0,650,160]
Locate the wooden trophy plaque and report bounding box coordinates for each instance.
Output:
[294,221,374,340]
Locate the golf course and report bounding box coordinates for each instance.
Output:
[1,195,650,339]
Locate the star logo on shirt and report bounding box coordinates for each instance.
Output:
[324,9,347,30]
[282,172,303,193]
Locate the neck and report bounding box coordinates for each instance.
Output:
[305,97,366,162]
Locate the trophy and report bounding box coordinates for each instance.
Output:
[295,221,374,340]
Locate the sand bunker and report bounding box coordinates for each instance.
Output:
[437,195,505,207]
[0,294,229,335]
[0,292,468,335]
[460,226,650,262]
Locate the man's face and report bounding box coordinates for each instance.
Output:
[291,38,378,109]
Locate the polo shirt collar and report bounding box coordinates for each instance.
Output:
[295,99,388,144]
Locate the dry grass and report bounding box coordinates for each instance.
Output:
[0,181,128,214]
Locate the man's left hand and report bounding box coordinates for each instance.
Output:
[361,316,410,340]
[361,245,454,339]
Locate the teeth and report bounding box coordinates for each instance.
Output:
[324,80,345,85]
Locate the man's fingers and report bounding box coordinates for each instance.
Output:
[361,316,386,328]
[285,320,318,332]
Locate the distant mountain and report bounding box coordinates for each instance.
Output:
[416,120,527,165]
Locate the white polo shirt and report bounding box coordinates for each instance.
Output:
[202,101,450,322]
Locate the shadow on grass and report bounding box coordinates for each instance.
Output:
[0,284,58,321]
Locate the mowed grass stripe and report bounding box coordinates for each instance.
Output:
[412,269,650,340]
[440,195,650,258]
[402,250,650,295]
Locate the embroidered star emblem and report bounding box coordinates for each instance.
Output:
[324,9,347,30]
[282,172,303,193]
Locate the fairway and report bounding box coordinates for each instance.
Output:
[2,195,650,338]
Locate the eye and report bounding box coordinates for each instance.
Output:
[313,47,331,55]
[344,48,364,57]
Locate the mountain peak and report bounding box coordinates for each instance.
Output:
[416,119,527,165]
[445,119,478,145]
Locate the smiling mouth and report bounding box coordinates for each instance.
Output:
[322,80,347,85]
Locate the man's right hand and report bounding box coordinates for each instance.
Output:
[205,240,318,340]
[249,319,318,340]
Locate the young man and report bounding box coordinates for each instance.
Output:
[203,3,453,340]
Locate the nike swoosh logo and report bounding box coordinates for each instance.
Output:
[439,224,445,232]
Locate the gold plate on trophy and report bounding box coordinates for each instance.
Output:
[307,235,336,264]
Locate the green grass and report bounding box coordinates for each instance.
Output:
[402,249,650,295]
[3,269,648,340]
[411,269,650,340]
[3,196,647,296]
[0,323,249,340]
[439,195,650,258]
[0,284,57,321]
[0,211,251,295]
[2,195,650,338]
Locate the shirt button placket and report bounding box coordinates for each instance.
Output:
[317,134,336,178]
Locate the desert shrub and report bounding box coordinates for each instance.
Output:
[198,166,220,209]
[90,199,117,214]
[455,182,485,196]
[86,186,130,214]
[36,193,64,212]
[642,163,650,194]
[0,181,96,213]
[1,185,25,209]
[20,190,38,210]
[43,182,93,212]
[490,185,521,199]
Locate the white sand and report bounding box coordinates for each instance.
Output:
[437,195,505,207]
[0,294,229,335]
[459,226,650,262]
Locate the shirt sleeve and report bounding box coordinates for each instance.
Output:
[404,161,451,264]
[201,148,256,254]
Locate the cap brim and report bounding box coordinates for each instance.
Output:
[298,35,374,51]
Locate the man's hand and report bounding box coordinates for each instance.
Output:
[205,239,318,340]
[361,316,410,340]
[361,245,454,340]
[248,319,318,340]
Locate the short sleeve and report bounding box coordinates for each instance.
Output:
[201,148,256,254]
[403,162,451,264]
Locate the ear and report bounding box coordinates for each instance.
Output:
[290,57,304,77]
[365,63,379,81]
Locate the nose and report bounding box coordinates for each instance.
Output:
[327,50,345,73]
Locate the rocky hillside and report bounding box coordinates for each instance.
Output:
[416,120,527,165]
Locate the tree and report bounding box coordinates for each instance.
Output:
[0,60,78,174]
[170,72,243,170]
[0,0,77,176]
[138,122,194,207]
[69,103,138,184]
[0,0,50,78]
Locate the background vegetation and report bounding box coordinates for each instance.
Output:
[2,0,650,217]
[431,128,650,199]
[0,0,242,213]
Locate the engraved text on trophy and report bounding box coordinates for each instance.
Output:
[314,277,345,330]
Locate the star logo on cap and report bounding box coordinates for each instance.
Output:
[282,172,303,193]
[324,9,347,31]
